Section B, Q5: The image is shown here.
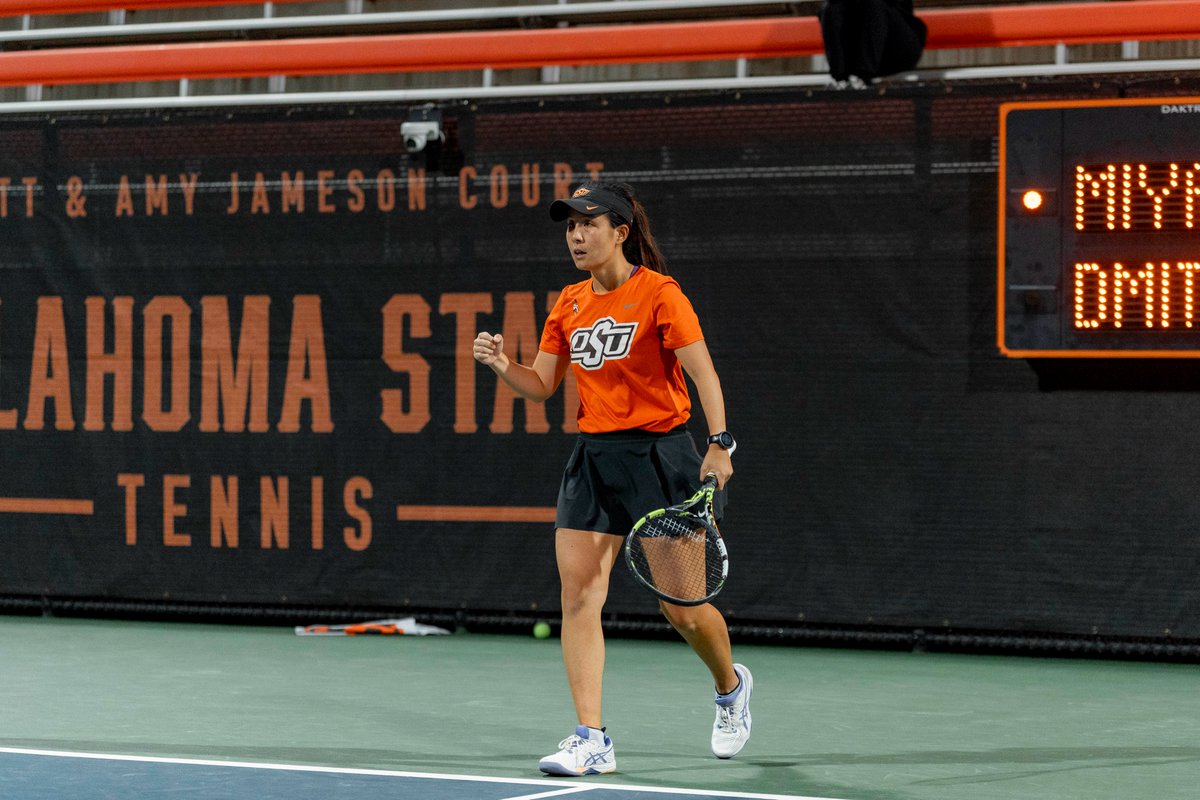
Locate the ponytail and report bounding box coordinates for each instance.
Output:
[602,182,668,275]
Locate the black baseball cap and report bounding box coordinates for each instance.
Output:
[549,184,633,224]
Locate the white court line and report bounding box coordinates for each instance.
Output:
[501,788,595,800]
[0,746,848,800]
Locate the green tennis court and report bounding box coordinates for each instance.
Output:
[1,616,1196,800]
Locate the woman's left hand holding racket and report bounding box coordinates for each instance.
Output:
[700,447,732,489]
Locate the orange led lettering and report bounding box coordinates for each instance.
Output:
[1187,164,1199,229]
[1073,261,1200,330]
[1140,162,1178,230]
[1074,262,1105,329]
[1075,164,1118,231]
[1075,162,1200,231]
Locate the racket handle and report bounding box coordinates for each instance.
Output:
[702,472,718,489]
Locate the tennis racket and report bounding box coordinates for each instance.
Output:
[625,474,728,606]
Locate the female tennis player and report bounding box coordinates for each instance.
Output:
[472,181,751,776]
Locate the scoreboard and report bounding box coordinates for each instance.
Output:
[999,97,1200,357]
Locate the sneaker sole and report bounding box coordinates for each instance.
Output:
[538,760,616,776]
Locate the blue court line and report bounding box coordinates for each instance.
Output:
[0,747,839,800]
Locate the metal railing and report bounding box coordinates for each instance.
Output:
[0,0,800,47]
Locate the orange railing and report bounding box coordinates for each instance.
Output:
[0,1,1198,87]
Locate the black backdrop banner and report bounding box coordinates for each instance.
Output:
[3,81,1200,640]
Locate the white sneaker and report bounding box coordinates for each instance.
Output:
[538,725,616,776]
[711,663,753,759]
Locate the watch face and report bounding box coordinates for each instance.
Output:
[716,432,734,449]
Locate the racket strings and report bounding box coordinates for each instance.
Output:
[646,513,705,540]
[628,512,724,604]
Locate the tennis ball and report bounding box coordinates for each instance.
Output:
[533,621,552,639]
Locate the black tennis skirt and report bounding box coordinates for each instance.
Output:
[555,426,727,535]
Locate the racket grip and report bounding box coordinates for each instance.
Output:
[702,472,718,489]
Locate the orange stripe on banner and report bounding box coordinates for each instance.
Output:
[396,505,557,523]
[0,497,95,515]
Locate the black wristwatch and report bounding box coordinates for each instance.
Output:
[706,431,736,457]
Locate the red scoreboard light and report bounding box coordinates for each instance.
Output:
[999,96,1200,357]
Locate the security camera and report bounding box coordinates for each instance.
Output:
[401,121,441,154]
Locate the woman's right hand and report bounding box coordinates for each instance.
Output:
[473,331,507,368]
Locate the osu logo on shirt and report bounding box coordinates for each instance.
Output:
[569,317,639,370]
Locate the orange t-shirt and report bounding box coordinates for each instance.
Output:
[540,267,704,433]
